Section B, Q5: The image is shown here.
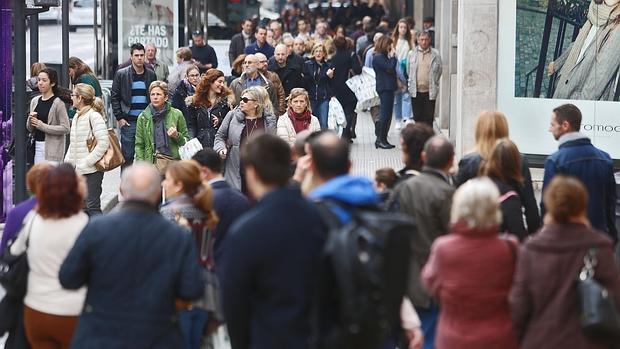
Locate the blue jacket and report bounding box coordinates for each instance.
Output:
[220,187,326,349]
[303,59,333,101]
[309,175,379,224]
[59,201,204,349]
[244,41,275,58]
[541,135,617,241]
[372,53,398,93]
[211,179,252,265]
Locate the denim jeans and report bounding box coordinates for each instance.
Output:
[311,99,330,129]
[179,308,209,349]
[120,121,137,170]
[84,171,104,215]
[394,90,412,122]
[415,303,439,349]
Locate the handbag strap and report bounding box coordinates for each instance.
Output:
[579,247,598,281]
[23,213,36,249]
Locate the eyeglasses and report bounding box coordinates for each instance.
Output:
[240,97,256,103]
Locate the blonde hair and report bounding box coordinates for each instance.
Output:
[74,83,106,118]
[242,86,273,116]
[311,43,327,58]
[287,88,311,113]
[474,111,509,160]
[30,62,47,77]
[451,177,501,229]
[149,80,169,96]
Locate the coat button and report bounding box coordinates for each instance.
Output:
[565,80,569,84]
[85,304,93,313]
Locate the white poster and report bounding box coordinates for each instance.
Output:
[118,0,179,66]
[497,0,620,159]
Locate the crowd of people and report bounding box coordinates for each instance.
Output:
[2,5,620,349]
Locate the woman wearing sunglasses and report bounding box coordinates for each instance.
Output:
[214,86,277,192]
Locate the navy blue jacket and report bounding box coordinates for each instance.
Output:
[211,179,251,265]
[303,59,333,101]
[59,201,204,349]
[220,187,326,349]
[372,53,397,93]
[541,136,617,241]
[244,41,275,59]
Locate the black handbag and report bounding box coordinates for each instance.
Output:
[0,215,34,301]
[577,247,620,339]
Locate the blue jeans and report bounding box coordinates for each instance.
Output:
[179,308,209,349]
[415,304,439,349]
[311,99,330,129]
[120,121,137,170]
[394,90,412,122]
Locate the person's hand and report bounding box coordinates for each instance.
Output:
[548,61,556,76]
[29,112,40,128]
[212,116,220,127]
[326,67,335,79]
[406,327,424,349]
[389,46,396,58]
[218,149,227,160]
[292,154,312,183]
[167,126,178,139]
[117,119,130,128]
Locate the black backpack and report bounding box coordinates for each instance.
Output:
[311,201,415,349]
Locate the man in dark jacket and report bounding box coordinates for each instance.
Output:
[244,26,275,58]
[192,149,251,265]
[268,43,304,96]
[190,30,218,73]
[111,43,157,170]
[229,18,255,67]
[392,135,455,349]
[542,103,617,242]
[59,163,204,348]
[220,134,325,349]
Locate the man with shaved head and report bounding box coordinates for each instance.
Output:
[59,163,204,347]
[268,43,304,96]
[256,52,286,115]
[230,53,278,108]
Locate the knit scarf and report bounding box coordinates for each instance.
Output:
[151,103,171,156]
[287,107,312,133]
[562,1,620,74]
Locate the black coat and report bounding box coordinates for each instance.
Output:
[268,54,305,96]
[170,80,195,126]
[111,66,157,121]
[329,49,362,112]
[211,180,251,265]
[187,98,231,148]
[229,32,254,65]
[59,201,204,349]
[303,59,333,101]
[220,187,326,349]
[372,53,397,93]
[494,179,528,240]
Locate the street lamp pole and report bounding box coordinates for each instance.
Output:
[13,0,28,202]
[61,0,69,88]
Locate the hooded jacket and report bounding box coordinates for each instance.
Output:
[309,175,379,224]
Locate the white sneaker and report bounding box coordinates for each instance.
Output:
[395,122,402,130]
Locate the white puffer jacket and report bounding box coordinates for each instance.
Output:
[277,112,321,146]
[65,107,109,175]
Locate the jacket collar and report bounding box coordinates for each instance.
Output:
[422,166,450,184]
[451,220,499,238]
[122,200,159,213]
[526,222,609,252]
[558,132,591,148]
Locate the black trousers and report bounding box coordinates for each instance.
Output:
[412,92,436,127]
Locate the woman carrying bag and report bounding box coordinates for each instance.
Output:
[65,83,109,215]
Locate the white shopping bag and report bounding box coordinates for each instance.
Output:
[211,325,232,349]
[328,97,347,136]
[179,138,203,160]
[346,66,380,112]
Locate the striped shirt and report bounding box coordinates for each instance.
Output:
[128,73,148,118]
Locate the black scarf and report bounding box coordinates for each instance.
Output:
[151,103,171,156]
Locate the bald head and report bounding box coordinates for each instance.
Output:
[274,44,288,65]
[120,162,162,205]
[309,131,351,181]
[422,136,455,172]
[255,52,268,72]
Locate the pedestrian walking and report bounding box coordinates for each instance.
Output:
[134,81,189,174]
[160,160,219,349]
[229,54,279,112]
[68,56,102,97]
[455,111,540,234]
[168,47,195,94]
[65,83,110,215]
[303,43,334,129]
[256,53,286,115]
[510,175,620,349]
[110,43,157,170]
[229,19,255,66]
[245,26,275,58]
[268,43,304,96]
[26,67,70,164]
[329,36,362,141]
[542,103,617,242]
[220,134,325,349]
[11,164,88,349]
[170,64,200,123]
[407,31,441,127]
[59,163,205,348]
[214,86,277,191]
[144,44,170,82]
[276,88,320,146]
[187,69,233,148]
[392,19,414,128]
[190,30,218,73]
[372,36,398,149]
[422,177,519,349]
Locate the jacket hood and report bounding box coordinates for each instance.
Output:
[309,175,378,207]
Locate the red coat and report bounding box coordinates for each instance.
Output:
[422,221,519,349]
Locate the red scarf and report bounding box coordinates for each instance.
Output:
[287,107,312,133]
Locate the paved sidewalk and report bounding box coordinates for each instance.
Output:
[350,112,402,178]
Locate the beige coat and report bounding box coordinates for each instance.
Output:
[65,108,109,175]
[27,96,70,162]
[276,113,321,146]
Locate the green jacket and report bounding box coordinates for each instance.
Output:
[134,102,188,163]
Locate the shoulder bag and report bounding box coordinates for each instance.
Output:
[87,113,125,172]
[0,214,35,300]
[578,247,620,339]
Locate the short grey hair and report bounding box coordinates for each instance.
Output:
[120,162,162,204]
[451,177,501,229]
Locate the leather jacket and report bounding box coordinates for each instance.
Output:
[111,65,157,121]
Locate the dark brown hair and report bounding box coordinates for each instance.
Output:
[374,35,393,55]
[375,168,398,189]
[391,19,413,50]
[482,138,524,185]
[68,56,95,84]
[543,175,588,223]
[37,164,84,219]
[553,104,582,132]
[401,123,434,171]
[193,69,232,108]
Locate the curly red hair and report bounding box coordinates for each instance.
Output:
[193,69,232,108]
[37,164,84,219]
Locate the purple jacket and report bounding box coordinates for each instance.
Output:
[0,197,37,253]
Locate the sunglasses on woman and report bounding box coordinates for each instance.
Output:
[240,97,256,103]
